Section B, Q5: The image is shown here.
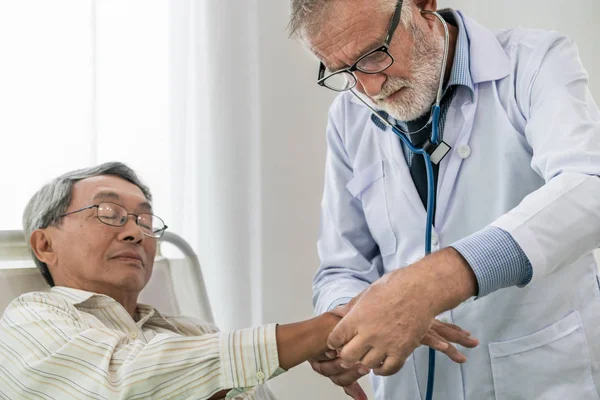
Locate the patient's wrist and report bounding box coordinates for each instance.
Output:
[276,312,341,370]
[313,312,341,356]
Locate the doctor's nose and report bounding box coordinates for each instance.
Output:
[354,71,386,98]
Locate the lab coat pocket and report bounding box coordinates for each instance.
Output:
[489,311,599,400]
[346,160,397,256]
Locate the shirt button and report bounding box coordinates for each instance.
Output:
[256,371,266,381]
[457,145,471,159]
[129,331,138,339]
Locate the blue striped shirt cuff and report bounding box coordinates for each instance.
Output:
[450,226,533,298]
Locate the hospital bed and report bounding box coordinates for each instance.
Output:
[0,230,214,323]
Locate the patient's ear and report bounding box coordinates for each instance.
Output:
[30,229,57,267]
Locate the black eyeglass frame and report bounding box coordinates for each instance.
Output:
[316,0,404,92]
[59,202,168,239]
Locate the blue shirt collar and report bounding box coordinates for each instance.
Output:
[439,8,475,100]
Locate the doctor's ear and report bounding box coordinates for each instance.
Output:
[415,0,437,13]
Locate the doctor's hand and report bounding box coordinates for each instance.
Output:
[327,248,478,376]
[308,323,477,400]
[331,302,478,365]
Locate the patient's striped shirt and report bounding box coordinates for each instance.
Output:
[0,287,281,399]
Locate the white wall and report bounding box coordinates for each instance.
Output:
[253,1,599,399]
[438,0,600,97]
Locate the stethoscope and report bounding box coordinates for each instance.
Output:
[350,10,451,400]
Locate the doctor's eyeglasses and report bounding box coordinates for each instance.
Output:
[60,202,168,239]
[316,0,403,92]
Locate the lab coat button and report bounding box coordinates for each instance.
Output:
[431,232,439,246]
[458,145,471,159]
[256,371,266,382]
[129,331,138,339]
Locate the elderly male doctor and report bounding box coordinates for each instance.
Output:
[289,0,600,399]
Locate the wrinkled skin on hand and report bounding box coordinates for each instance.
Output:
[327,261,478,376]
[310,291,478,398]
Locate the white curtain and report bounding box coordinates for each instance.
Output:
[168,0,263,330]
[0,1,95,229]
[0,0,170,230]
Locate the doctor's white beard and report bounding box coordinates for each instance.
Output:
[372,20,445,122]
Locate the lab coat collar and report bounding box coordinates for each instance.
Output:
[459,11,511,83]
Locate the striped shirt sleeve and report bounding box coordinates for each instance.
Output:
[0,292,281,400]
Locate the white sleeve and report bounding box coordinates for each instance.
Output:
[491,36,600,282]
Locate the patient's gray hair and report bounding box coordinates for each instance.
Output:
[288,0,414,39]
[23,162,152,287]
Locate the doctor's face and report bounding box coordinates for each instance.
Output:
[308,0,444,121]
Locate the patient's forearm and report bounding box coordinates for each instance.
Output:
[207,314,339,399]
[276,312,340,370]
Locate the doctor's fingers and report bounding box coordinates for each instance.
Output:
[359,347,388,370]
[337,336,374,367]
[327,317,360,352]
[431,321,479,348]
[373,354,406,376]
[329,303,353,319]
[421,331,466,364]
[312,350,339,362]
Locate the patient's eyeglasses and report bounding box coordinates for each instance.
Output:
[60,202,168,239]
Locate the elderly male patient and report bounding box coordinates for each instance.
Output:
[0,162,474,400]
[0,162,343,400]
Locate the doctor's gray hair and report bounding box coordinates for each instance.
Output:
[22,162,152,287]
[288,0,414,39]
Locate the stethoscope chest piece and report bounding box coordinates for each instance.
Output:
[424,140,451,165]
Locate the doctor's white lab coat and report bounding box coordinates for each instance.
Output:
[313,11,600,400]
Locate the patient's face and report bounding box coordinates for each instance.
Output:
[46,175,156,296]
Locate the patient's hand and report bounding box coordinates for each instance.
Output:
[309,350,369,400]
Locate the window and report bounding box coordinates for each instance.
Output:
[0,0,169,231]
